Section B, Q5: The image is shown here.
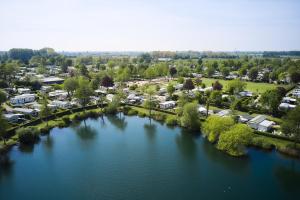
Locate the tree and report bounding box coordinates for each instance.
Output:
[260,89,281,115]
[40,95,52,127]
[180,102,200,130]
[248,67,258,80]
[143,88,156,123]
[0,111,9,145]
[206,66,215,77]
[217,124,253,156]
[177,77,184,84]
[169,67,177,78]
[167,84,175,97]
[227,79,247,94]
[194,78,202,89]
[63,77,79,100]
[281,106,300,146]
[144,67,156,81]
[100,75,114,90]
[289,71,300,83]
[16,127,40,145]
[183,78,195,92]
[75,78,94,109]
[210,90,222,107]
[0,89,7,105]
[78,64,89,77]
[202,115,235,143]
[212,81,223,91]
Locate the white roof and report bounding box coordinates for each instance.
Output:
[160,101,176,105]
[249,115,266,124]
[259,120,274,127]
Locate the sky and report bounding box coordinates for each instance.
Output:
[0,0,300,51]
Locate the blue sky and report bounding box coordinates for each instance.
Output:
[0,0,299,51]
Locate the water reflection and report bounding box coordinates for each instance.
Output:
[175,129,197,160]
[0,154,14,182]
[43,135,54,152]
[75,125,97,140]
[18,143,35,153]
[106,115,128,131]
[144,123,157,141]
[274,164,300,194]
[201,139,250,174]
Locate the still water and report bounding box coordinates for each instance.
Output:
[1,115,300,200]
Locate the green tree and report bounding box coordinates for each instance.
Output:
[210,90,222,107]
[40,95,52,127]
[202,115,235,143]
[63,77,79,100]
[227,79,247,94]
[248,67,258,80]
[143,88,156,123]
[260,89,281,115]
[180,102,200,130]
[75,77,94,109]
[281,106,300,146]
[0,111,9,145]
[217,124,253,156]
[144,67,156,81]
[167,84,175,97]
[0,89,7,105]
[183,78,195,93]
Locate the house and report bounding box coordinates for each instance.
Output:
[279,103,296,110]
[282,97,297,104]
[127,93,142,104]
[95,89,107,95]
[159,101,176,109]
[10,94,35,105]
[41,85,52,93]
[216,109,232,117]
[247,115,266,130]
[50,100,72,109]
[239,91,253,97]
[17,88,31,94]
[291,88,300,98]
[238,114,253,123]
[158,88,167,95]
[42,77,64,85]
[257,120,275,132]
[13,108,38,117]
[49,90,68,100]
[4,113,25,123]
[198,106,213,115]
[175,84,183,91]
[106,94,114,102]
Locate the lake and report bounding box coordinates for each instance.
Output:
[1,115,300,200]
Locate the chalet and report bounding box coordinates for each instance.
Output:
[106,94,114,102]
[216,109,232,117]
[257,120,275,132]
[17,88,31,94]
[239,91,253,97]
[41,85,52,93]
[10,94,35,105]
[13,108,38,117]
[248,115,266,130]
[159,101,176,109]
[238,114,253,123]
[282,97,297,104]
[42,77,64,85]
[50,100,72,109]
[247,115,275,132]
[4,113,25,123]
[278,103,296,110]
[49,90,68,100]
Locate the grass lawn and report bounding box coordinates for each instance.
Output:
[201,78,288,94]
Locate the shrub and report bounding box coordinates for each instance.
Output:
[217,124,253,156]
[152,113,166,122]
[17,127,40,144]
[251,137,273,150]
[127,109,138,116]
[57,121,67,128]
[138,112,146,118]
[165,115,177,126]
[62,116,71,124]
[122,106,131,115]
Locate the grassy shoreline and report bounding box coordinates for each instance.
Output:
[1,104,299,158]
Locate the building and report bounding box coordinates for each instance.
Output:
[4,113,25,123]
[10,94,35,105]
[50,100,72,109]
[42,77,64,85]
[13,108,38,117]
[247,115,266,130]
[41,85,52,93]
[257,120,275,132]
[106,94,114,102]
[238,114,253,123]
[282,97,297,104]
[279,103,296,110]
[17,88,31,94]
[216,109,232,117]
[49,90,68,100]
[159,101,176,109]
[239,91,253,97]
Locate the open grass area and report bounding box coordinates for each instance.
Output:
[201,78,288,94]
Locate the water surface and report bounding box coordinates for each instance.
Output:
[1,115,299,200]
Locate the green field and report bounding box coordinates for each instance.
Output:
[201,78,288,94]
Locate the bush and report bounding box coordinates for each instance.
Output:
[57,121,67,128]
[62,116,71,124]
[138,111,146,118]
[122,106,131,115]
[152,113,166,122]
[165,115,177,126]
[17,127,40,144]
[127,109,138,116]
[251,137,274,150]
